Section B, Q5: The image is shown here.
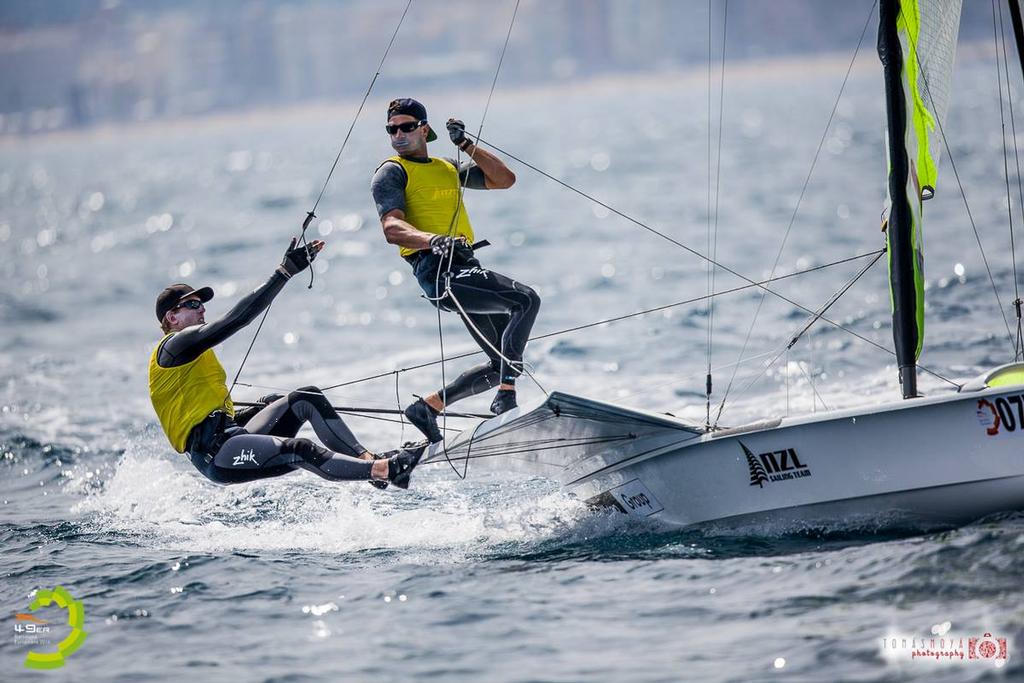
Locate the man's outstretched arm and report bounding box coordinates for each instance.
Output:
[159,239,323,367]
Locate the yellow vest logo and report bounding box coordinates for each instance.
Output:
[15,586,87,669]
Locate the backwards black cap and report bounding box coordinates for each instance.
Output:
[387,97,437,142]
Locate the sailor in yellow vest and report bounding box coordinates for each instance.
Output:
[371,98,542,443]
[149,238,425,488]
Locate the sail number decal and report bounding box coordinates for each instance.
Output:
[977,395,1024,436]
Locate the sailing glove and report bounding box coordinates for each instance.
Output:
[279,237,321,278]
[429,234,467,256]
[447,118,472,151]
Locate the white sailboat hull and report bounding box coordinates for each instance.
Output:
[424,386,1024,530]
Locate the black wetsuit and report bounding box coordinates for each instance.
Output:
[157,273,373,485]
[371,156,541,404]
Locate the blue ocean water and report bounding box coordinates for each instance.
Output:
[2,53,1024,681]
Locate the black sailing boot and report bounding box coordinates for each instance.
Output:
[404,398,443,443]
[388,441,428,489]
[490,389,517,415]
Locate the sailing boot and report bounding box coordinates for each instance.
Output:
[490,389,517,415]
[404,398,443,443]
[388,441,428,490]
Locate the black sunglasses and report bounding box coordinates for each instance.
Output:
[385,120,426,135]
[175,299,203,311]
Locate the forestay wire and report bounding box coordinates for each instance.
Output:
[228,0,414,394]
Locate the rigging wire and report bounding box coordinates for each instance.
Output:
[466,134,799,301]
[705,0,728,430]
[459,136,916,368]
[426,0,520,472]
[713,0,877,426]
[228,0,414,394]
[716,248,884,424]
[300,247,956,394]
[995,0,1024,359]
[239,253,875,396]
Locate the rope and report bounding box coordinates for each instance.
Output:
[232,399,487,419]
[394,371,405,442]
[310,0,413,217]
[424,0,519,472]
[228,0,413,394]
[443,280,548,394]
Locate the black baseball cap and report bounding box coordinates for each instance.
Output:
[155,283,213,322]
[387,97,437,142]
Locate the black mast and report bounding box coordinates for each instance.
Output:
[1008,1,1024,76]
[878,0,921,399]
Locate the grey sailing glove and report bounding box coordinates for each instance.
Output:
[447,118,472,151]
[429,234,468,256]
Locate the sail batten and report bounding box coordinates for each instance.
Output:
[878,0,962,398]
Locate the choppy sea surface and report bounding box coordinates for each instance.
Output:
[3,50,1024,681]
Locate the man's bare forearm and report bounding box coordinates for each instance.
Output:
[382,212,435,251]
[462,143,515,189]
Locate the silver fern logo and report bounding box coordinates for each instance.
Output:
[741,441,769,488]
[741,441,811,487]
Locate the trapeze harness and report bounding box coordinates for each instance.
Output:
[371,154,541,401]
[148,272,373,485]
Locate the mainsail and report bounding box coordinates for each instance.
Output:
[878,0,962,398]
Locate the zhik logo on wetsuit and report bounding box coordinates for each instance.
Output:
[233,449,258,466]
[454,266,489,280]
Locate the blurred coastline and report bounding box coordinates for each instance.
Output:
[0,0,996,137]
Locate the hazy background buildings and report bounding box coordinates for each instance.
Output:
[0,0,998,135]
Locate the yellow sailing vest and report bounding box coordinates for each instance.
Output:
[148,334,234,453]
[386,155,475,257]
